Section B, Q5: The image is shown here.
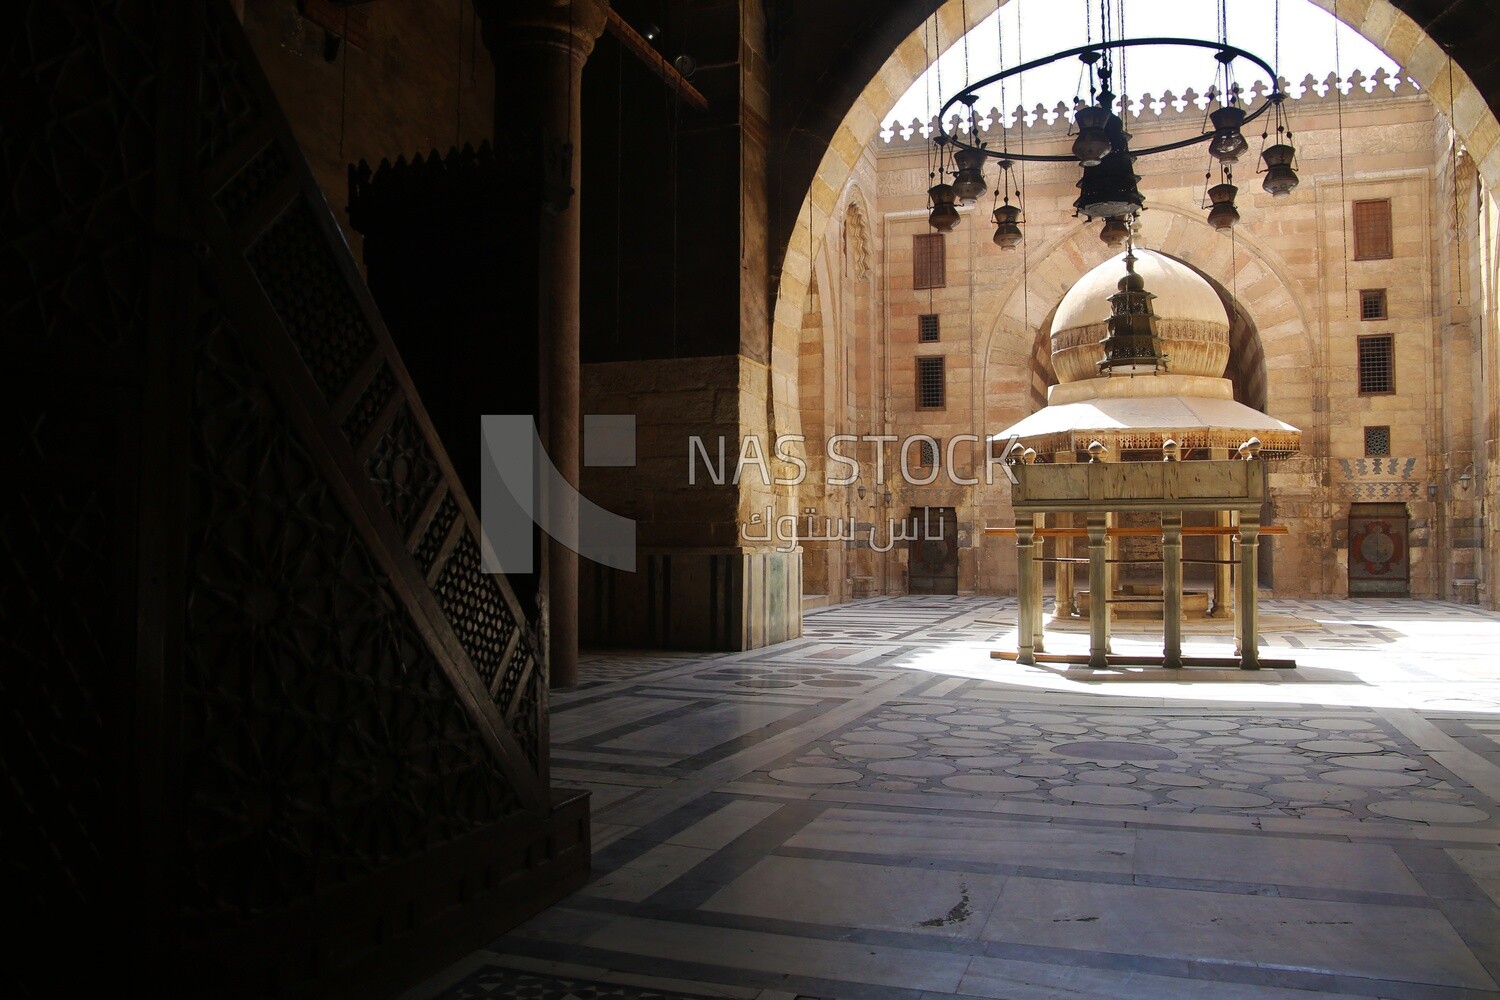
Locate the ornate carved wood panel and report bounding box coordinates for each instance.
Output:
[180,314,526,928]
[194,2,548,806]
[8,1,585,996]
[6,0,166,990]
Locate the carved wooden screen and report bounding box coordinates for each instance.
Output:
[6,2,585,996]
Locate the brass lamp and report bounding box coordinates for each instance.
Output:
[1206,181,1240,230]
[1260,143,1299,197]
[952,147,989,203]
[1099,216,1130,247]
[1097,249,1168,376]
[927,182,960,232]
[992,203,1023,249]
[1208,105,1250,163]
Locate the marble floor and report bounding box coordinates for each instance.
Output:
[405,596,1500,1000]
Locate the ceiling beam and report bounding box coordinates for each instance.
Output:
[605,9,708,111]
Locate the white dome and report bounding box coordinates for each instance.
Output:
[1049,249,1231,383]
[1053,249,1225,330]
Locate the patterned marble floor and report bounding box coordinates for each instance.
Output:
[405,596,1500,1000]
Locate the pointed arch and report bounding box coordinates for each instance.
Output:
[976,206,1317,442]
[769,0,1500,441]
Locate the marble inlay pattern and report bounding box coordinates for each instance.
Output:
[756,703,1491,824]
[406,596,1500,1000]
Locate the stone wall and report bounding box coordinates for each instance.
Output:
[579,356,802,649]
[793,74,1493,603]
[242,0,495,264]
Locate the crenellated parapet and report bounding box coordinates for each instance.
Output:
[879,68,1424,149]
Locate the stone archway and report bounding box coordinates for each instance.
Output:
[767,0,1500,451]
[974,212,1315,594]
[976,209,1314,431]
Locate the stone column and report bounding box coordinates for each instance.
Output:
[1031,512,1046,652]
[1238,510,1261,670]
[1162,511,1183,669]
[1087,511,1110,669]
[1016,517,1036,666]
[484,0,608,688]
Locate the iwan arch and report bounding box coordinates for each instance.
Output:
[766,0,1496,613]
[21,0,1500,994]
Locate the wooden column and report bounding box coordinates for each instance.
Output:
[1087,511,1110,668]
[1016,518,1036,666]
[1238,510,1261,670]
[1053,452,1077,618]
[1162,511,1183,668]
[1056,513,1077,617]
[1212,508,1234,618]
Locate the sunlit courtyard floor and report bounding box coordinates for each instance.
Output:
[407,596,1500,1000]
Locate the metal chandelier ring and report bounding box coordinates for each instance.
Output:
[937,37,1281,163]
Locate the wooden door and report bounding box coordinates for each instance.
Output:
[1348,502,1410,596]
[908,506,959,594]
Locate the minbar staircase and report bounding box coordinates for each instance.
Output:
[6,3,588,997]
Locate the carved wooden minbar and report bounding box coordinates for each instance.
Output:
[7,3,588,996]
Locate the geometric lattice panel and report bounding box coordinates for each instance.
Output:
[414,492,460,573]
[246,203,376,402]
[180,318,521,931]
[508,648,544,771]
[365,405,444,537]
[433,532,520,694]
[341,363,398,445]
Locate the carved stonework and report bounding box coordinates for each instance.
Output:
[1334,458,1425,502]
[1338,457,1419,480]
[844,201,872,281]
[1338,481,1425,501]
